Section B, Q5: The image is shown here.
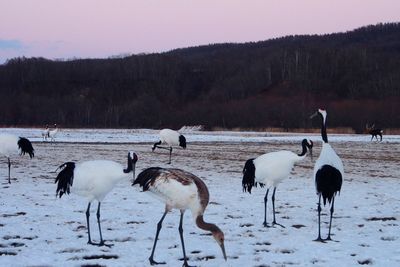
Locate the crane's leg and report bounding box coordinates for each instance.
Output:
[325,197,335,241]
[86,202,93,245]
[313,194,325,242]
[178,211,193,267]
[168,147,172,164]
[7,158,11,184]
[379,134,382,142]
[272,187,285,228]
[149,209,168,265]
[96,202,104,244]
[263,189,269,227]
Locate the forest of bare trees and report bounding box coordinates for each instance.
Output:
[0,23,399,131]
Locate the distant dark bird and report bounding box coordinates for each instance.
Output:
[0,134,34,184]
[133,167,226,266]
[152,129,186,164]
[242,139,313,227]
[366,123,383,142]
[310,109,344,242]
[55,152,138,246]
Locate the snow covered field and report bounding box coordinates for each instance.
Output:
[1,128,399,266]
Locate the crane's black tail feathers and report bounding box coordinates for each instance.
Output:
[18,137,34,158]
[55,162,75,198]
[315,165,343,206]
[242,159,256,194]
[133,167,162,191]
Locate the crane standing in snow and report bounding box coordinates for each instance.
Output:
[133,167,226,267]
[0,134,34,183]
[48,124,58,142]
[55,151,138,246]
[152,129,186,164]
[242,139,313,227]
[310,109,344,242]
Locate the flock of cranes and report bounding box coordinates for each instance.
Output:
[1,109,347,265]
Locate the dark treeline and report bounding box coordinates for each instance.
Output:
[1,23,400,132]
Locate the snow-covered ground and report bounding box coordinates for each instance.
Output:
[1,128,399,266]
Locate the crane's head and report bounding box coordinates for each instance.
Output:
[212,228,227,261]
[179,135,187,149]
[129,151,138,163]
[310,108,327,122]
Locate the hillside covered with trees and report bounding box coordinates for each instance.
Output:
[1,23,399,132]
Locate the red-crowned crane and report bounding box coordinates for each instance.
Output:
[48,124,58,142]
[152,129,186,164]
[0,134,34,184]
[55,151,138,246]
[242,139,313,227]
[310,109,344,242]
[132,167,226,267]
[42,124,50,141]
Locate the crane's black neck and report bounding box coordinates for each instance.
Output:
[321,114,328,143]
[298,141,308,157]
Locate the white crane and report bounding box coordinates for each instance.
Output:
[152,129,186,164]
[41,125,50,141]
[310,108,344,242]
[242,138,313,227]
[0,134,34,183]
[55,151,138,246]
[48,124,58,142]
[133,167,227,267]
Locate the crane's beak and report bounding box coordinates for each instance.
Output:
[310,111,318,119]
[309,148,313,161]
[220,242,227,261]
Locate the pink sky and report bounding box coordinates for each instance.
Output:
[1,0,399,63]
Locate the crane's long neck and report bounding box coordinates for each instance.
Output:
[297,143,308,157]
[195,215,220,233]
[321,115,328,143]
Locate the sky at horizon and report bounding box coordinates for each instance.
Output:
[1,0,399,63]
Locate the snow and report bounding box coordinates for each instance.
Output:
[1,128,399,266]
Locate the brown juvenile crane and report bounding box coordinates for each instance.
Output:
[133,167,227,267]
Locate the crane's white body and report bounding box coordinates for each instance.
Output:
[159,129,181,146]
[72,160,130,202]
[254,150,306,188]
[48,127,58,141]
[313,143,344,185]
[0,134,19,157]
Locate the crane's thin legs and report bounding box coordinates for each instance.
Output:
[149,209,168,265]
[272,187,285,228]
[152,144,173,164]
[86,202,93,244]
[178,211,193,267]
[263,189,269,227]
[326,197,335,241]
[7,158,11,184]
[96,202,104,245]
[313,194,325,242]
[168,147,172,164]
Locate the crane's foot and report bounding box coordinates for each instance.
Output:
[272,221,285,228]
[262,222,272,228]
[149,257,166,265]
[182,261,195,267]
[324,236,339,242]
[313,237,326,243]
[88,240,113,247]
